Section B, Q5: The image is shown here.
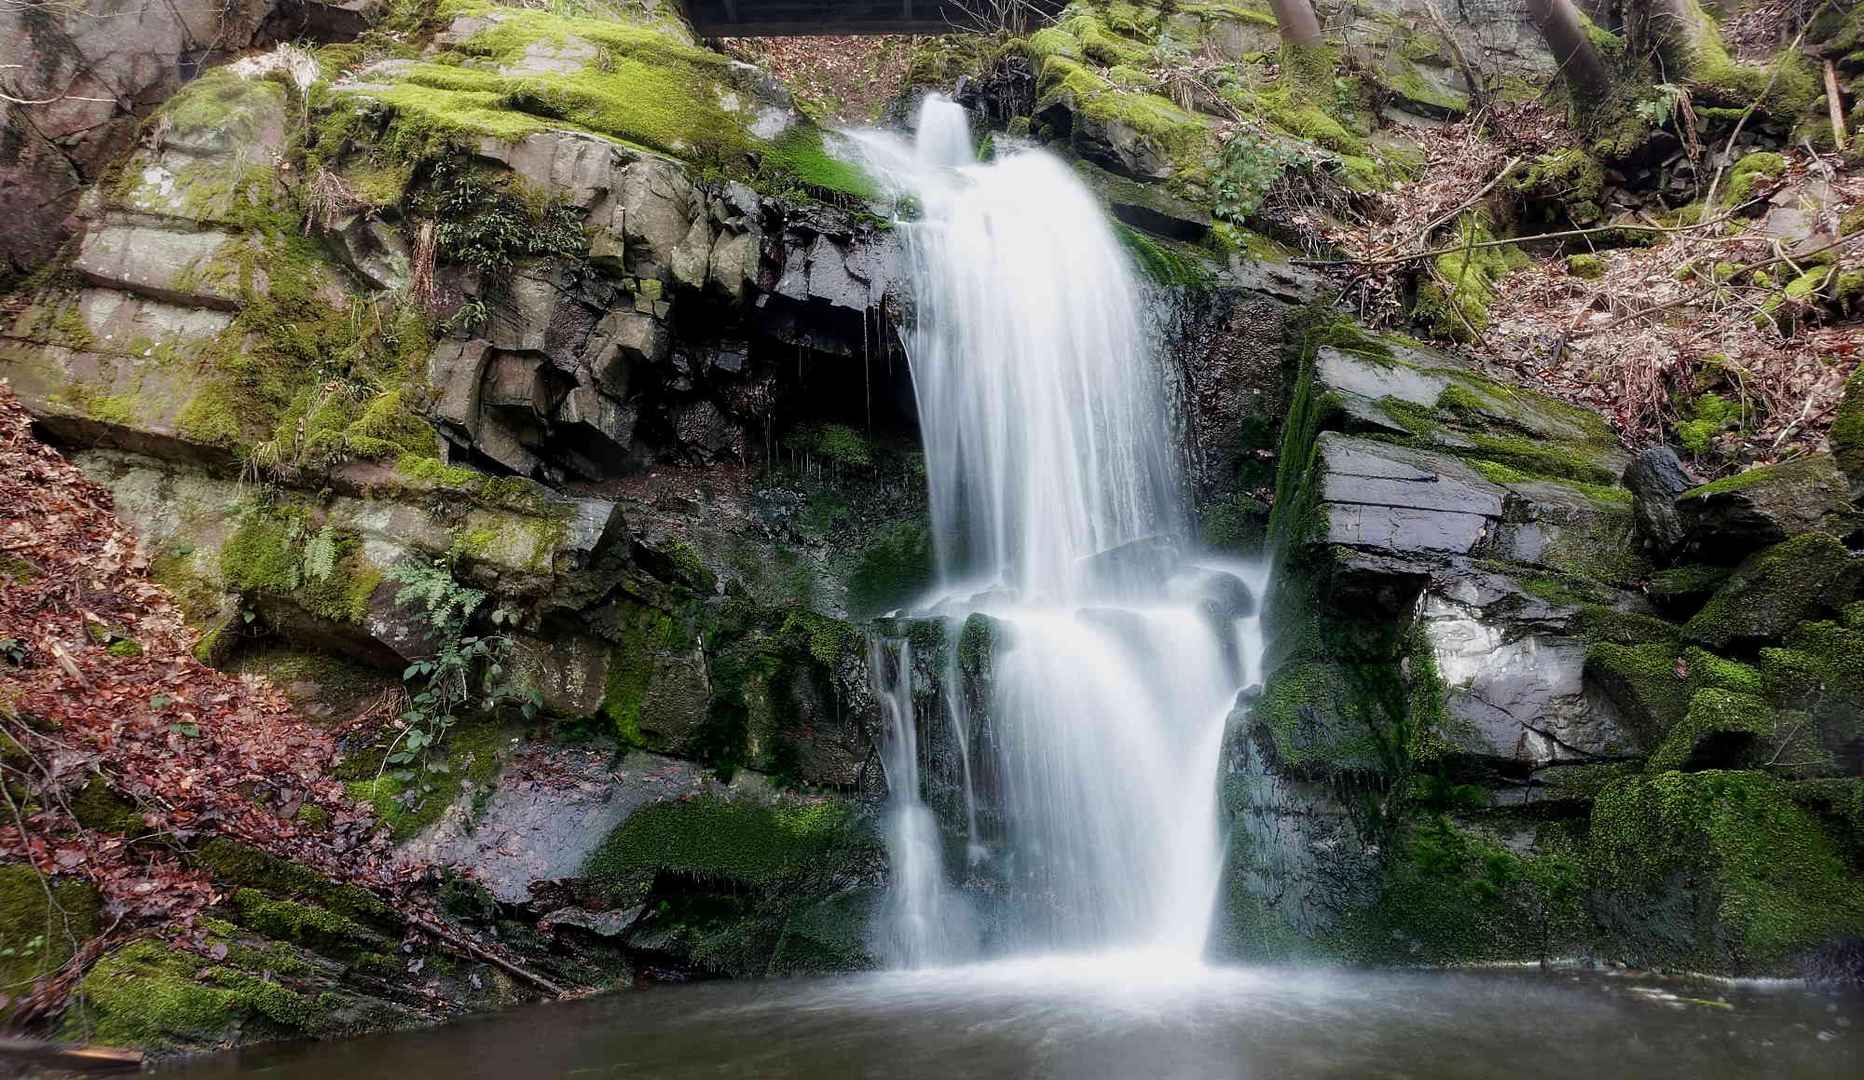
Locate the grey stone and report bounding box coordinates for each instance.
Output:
[1623,446,1692,557]
[328,211,411,291]
[74,224,249,311]
[1676,455,1861,562]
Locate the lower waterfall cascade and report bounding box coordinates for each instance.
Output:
[849,97,1268,968]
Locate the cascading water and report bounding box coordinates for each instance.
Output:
[851,97,1265,968]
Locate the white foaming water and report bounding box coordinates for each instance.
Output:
[870,637,975,967]
[849,97,1264,972]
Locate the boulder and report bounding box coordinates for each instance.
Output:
[1676,455,1861,562]
[1682,532,1859,650]
[1835,364,1864,503]
[1623,446,1692,557]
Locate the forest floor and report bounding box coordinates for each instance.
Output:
[0,384,410,1020]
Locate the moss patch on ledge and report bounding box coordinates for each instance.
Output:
[328,3,872,202]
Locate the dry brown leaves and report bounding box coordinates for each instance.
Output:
[721,35,919,124]
[0,384,408,934]
[1721,0,1799,63]
[1314,106,1570,323]
[1481,150,1861,463]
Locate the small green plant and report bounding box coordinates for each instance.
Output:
[444,297,490,335]
[1632,83,1686,128]
[416,157,586,276]
[1211,130,1299,226]
[381,560,539,778]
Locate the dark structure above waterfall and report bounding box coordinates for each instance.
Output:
[682,0,1067,36]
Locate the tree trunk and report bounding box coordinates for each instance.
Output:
[1527,0,1617,108]
[1267,0,1324,48]
[1625,0,1716,79]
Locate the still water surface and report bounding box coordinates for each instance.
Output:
[160,955,1861,1079]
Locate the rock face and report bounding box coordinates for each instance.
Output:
[1213,314,1864,975]
[0,0,281,282]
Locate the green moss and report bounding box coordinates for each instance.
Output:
[1722,150,1787,203]
[1413,213,1528,341]
[1589,770,1864,974]
[598,600,684,745]
[1514,149,1606,226]
[1116,224,1216,287]
[1566,252,1605,279]
[229,889,387,960]
[1648,688,1775,771]
[105,638,143,658]
[1683,532,1858,650]
[219,510,383,626]
[195,838,399,931]
[1332,817,1587,965]
[582,795,862,898]
[343,717,507,842]
[1831,362,1863,490]
[0,866,101,1013]
[1675,391,1740,455]
[1035,54,1209,167]
[844,519,935,618]
[59,939,326,1049]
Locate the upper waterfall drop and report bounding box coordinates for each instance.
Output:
[849,97,1183,603]
[848,97,1261,967]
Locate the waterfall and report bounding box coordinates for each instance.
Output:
[851,97,1262,967]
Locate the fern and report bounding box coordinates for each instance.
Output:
[380,559,538,775]
[302,525,340,583]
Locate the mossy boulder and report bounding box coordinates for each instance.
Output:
[1647,688,1776,771]
[579,793,882,977]
[1834,362,1864,501]
[1676,455,1861,561]
[1589,770,1864,975]
[1682,532,1859,650]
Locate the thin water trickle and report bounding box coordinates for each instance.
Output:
[848,97,1265,968]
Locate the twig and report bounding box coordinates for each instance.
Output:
[407,912,569,998]
[1824,59,1848,151]
[1377,155,1521,259]
[1297,196,1769,267]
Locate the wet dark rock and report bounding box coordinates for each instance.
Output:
[1074,534,1181,597]
[1169,567,1256,622]
[1622,446,1691,558]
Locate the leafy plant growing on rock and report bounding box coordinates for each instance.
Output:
[381,560,538,783]
[1211,130,1299,226]
[416,156,586,276]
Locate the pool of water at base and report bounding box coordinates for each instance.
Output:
[158,953,1861,1079]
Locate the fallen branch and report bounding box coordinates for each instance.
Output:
[407,911,570,999]
[1375,155,1521,259]
[1825,59,1849,151]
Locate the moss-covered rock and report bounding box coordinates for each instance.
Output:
[59,940,316,1050]
[1676,455,1860,561]
[0,866,101,1020]
[1647,688,1775,771]
[1682,532,1859,650]
[1589,770,1864,975]
[580,793,881,977]
[1834,362,1864,501]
